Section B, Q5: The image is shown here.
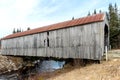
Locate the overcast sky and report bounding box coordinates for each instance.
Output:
[0,0,120,38]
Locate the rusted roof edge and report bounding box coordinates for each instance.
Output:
[1,13,105,40]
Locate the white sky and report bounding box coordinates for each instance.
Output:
[0,0,120,38]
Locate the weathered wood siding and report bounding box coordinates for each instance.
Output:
[1,21,107,60]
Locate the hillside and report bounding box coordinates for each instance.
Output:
[47,50,120,80]
[28,50,120,80]
[0,55,23,74]
[0,55,17,74]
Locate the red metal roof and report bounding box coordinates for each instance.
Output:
[2,13,105,40]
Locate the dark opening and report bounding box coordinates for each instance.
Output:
[47,31,49,47]
[0,40,1,49]
[104,24,109,47]
[47,31,49,35]
[44,40,46,46]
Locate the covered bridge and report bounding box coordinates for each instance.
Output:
[1,13,109,60]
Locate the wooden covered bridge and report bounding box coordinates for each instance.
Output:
[0,13,109,60]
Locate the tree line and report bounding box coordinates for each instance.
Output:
[108,3,120,48]
[13,27,30,33]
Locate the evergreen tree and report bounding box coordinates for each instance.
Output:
[88,11,91,16]
[72,17,74,20]
[99,10,102,13]
[13,28,22,33]
[93,9,97,14]
[27,27,30,30]
[108,3,120,48]
[114,3,118,14]
[19,28,21,32]
[13,28,16,34]
[17,28,19,33]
